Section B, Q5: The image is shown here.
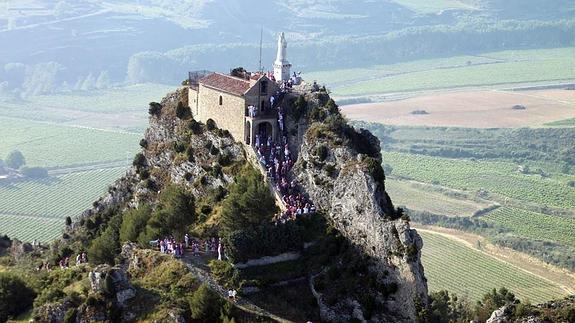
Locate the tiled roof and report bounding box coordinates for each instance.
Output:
[199,73,251,96]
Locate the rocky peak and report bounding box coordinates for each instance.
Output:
[290,92,428,321]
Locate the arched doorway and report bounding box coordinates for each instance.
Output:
[257,122,273,140]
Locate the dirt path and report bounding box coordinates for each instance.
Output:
[413,224,575,295]
[181,254,292,323]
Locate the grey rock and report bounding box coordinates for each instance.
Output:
[293,102,427,321]
[89,264,135,307]
[486,305,510,323]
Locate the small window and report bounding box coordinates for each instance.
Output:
[219,95,223,105]
[260,81,268,94]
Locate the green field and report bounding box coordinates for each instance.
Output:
[0,116,140,168]
[385,179,491,217]
[0,214,64,243]
[483,207,575,248]
[0,84,173,243]
[0,84,175,131]
[306,47,575,96]
[545,117,575,127]
[28,84,176,114]
[420,230,568,303]
[384,151,575,209]
[0,167,127,242]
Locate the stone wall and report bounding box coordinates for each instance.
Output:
[188,87,199,116]
[244,79,279,114]
[196,84,246,143]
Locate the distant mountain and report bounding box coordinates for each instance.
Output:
[0,0,574,94]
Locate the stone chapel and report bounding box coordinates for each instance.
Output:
[188,32,292,145]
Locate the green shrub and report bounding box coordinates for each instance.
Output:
[220,166,278,234]
[132,153,147,168]
[315,145,328,161]
[217,152,233,167]
[188,284,224,322]
[212,164,222,178]
[139,138,148,149]
[364,157,385,184]
[141,185,196,240]
[173,141,186,153]
[206,119,217,131]
[224,218,312,263]
[474,288,517,322]
[34,287,66,307]
[176,101,192,119]
[186,146,195,162]
[291,95,307,121]
[188,119,203,135]
[88,214,122,265]
[0,273,36,322]
[208,260,240,288]
[63,308,77,323]
[148,102,162,116]
[119,205,152,244]
[209,145,220,156]
[324,164,337,178]
[5,150,25,169]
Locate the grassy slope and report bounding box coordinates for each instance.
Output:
[0,167,126,242]
[305,47,575,96]
[420,230,568,303]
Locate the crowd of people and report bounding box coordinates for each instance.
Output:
[152,235,225,260]
[252,86,316,224]
[153,237,185,258]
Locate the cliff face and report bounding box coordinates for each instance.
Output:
[291,92,428,322]
[78,88,246,227]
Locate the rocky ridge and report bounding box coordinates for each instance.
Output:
[290,92,427,322]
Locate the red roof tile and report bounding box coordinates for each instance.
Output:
[199,73,251,96]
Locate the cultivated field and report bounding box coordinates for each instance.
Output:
[383,152,575,209]
[0,116,140,168]
[0,84,176,131]
[419,230,569,303]
[385,179,492,217]
[483,207,575,248]
[307,47,575,97]
[0,84,170,242]
[341,89,575,128]
[0,168,126,242]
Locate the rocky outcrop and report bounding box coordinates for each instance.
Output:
[32,301,73,323]
[89,264,136,307]
[291,94,427,321]
[486,305,511,323]
[141,88,246,197]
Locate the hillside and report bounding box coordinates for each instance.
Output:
[0,83,427,322]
